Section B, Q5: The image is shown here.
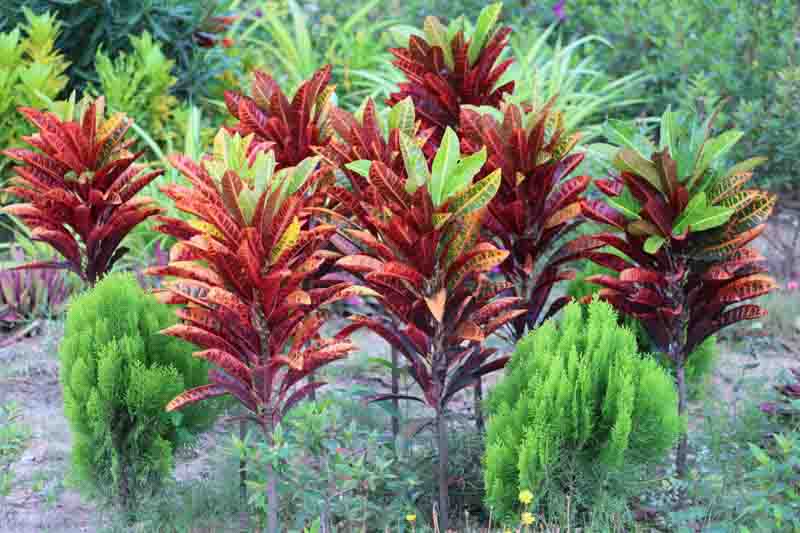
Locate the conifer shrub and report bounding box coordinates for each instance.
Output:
[567,259,719,390]
[483,298,681,522]
[59,272,215,514]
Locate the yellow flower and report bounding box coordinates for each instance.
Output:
[521,511,536,526]
[518,489,534,505]
[405,513,416,523]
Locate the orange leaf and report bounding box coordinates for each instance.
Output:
[455,321,484,341]
[425,288,447,323]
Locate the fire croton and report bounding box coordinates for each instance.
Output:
[148,130,366,428]
[223,65,336,167]
[387,3,514,150]
[580,108,778,476]
[331,124,518,529]
[460,100,602,341]
[2,95,163,285]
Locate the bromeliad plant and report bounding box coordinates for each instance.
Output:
[1,95,164,285]
[580,108,778,479]
[332,126,518,529]
[223,65,336,168]
[387,3,514,150]
[460,100,602,342]
[148,131,367,533]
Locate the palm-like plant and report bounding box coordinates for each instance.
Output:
[2,95,163,285]
[581,108,778,479]
[387,3,514,150]
[148,131,367,533]
[460,101,603,342]
[332,125,518,529]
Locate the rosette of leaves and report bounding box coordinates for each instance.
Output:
[223,65,336,168]
[148,130,367,533]
[332,125,518,529]
[580,107,778,478]
[387,2,514,150]
[460,100,603,342]
[1,95,163,285]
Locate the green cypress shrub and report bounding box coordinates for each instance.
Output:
[567,259,719,390]
[483,298,681,521]
[60,272,215,513]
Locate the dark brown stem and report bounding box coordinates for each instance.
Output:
[474,377,484,434]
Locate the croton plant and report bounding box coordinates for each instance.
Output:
[1,95,163,285]
[146,129,371,532]
[460,100,603,342]
[331,122,518,529]
[581,108,778,477]
[224,64,336,168]
[388,2,514,151]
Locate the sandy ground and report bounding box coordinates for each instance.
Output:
[0,322,797,532]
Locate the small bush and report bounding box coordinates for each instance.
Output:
[483,298,681,522]
[567,259,719,391]
[59,272,215,513]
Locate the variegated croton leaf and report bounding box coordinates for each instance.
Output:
[149,130,367,428]
[580,108,778,361]
[224,65,336,168]
[2,95,163,285]
[387,2,514,151]
[460,100,601,341]
[331,125,517,410]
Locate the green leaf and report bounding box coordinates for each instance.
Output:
[399,131,430,194]
[672,192,707,236]
[606,193,642,220]
[468,2,502,66]
[442,147,487,201]
[721,156,767,180]
[345,160,372,178]
[690,130,744,189]
[686,206,734,233]
[286,155,320,195]
[430,127,460,206]
[388,96,415,136]
[659,107,679,155]
[448,168,501,218]
[614,148,662,192]
[644,235,666,255]
[424,16,454,70]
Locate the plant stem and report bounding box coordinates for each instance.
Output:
[391,344,400,446]
[474,377,484,433]
[436,408,449,531]
[264,422,280,533]
[239,418,249,533]
[676,363,689,480]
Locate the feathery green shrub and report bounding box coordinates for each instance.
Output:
[567,259,719,389]
[483,298,681,521]
[59,272,215,513]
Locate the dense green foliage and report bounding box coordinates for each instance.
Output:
[59,273,215,512]
[567,260,719,388]
[484,299,681,521]
[0,9,69,182]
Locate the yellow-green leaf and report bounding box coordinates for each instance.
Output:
[448,168,501,218]
[270,216,301,264]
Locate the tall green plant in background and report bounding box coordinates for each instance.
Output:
[93,31,181,152]
[0,9,69,184]
[484,299,681,524]
[60,273,215,515]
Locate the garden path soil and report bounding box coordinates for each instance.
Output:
[0,324,797,532]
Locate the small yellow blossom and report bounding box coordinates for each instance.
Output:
[521,511,536,526]
[518,489,534,505]
[405,513,416,523]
